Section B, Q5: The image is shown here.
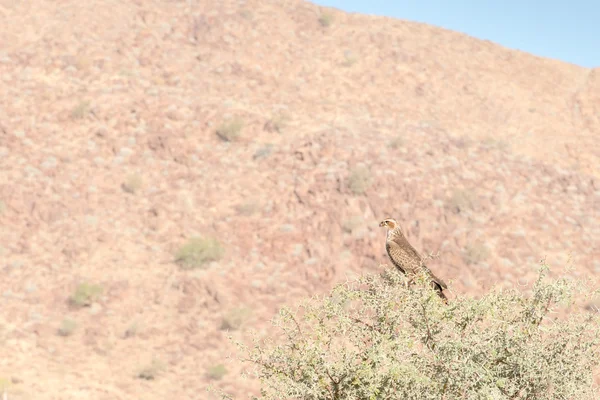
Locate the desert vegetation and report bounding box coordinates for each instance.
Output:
[175,237,224,269]
[347,166,372,195]
[121,174,143,194]
[318,13,334,28]
[216,117,244,142]
[221,307,252,331]
[70,100,91,120]
[207,364,228,381]
[463,241,491,265]
[220,263,600,399]
[446,188,478,215]
[69,282,103,308]
[388,135,404,149]
[137,359,165,381]
[57,318,77,337]
[263,112,290,134]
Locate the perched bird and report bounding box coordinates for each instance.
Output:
[379,218,448,302]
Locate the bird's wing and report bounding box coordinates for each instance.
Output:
[388,235,422,265]
[386,239,420,274]
[385,242,405,273]
[421,265,448,289]
[389,236,447,289]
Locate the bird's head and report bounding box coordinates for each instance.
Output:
[379,218,398,229]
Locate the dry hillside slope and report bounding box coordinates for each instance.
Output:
[0,0,599,398]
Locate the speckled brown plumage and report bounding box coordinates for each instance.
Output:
[379,218,448,302]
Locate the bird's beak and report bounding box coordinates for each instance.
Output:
[379,221,386,227]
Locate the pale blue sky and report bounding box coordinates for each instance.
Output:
[313,0,598,68]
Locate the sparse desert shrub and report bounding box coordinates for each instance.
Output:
[216,117,244,142]
[71,100,91,120]
[175,237,224,269]
[319,13,334,28]
[70,282,103,307]
[482,136,510,151]
[347,166,372,195]
[264,112,289,134]
[121,174,143,194]
[0,377,11,396]
[207,364,228,380]
[236,200,260,216]
[226,263,600,400]
[239,9,253,20]
[342,50,358,67]
[342,216,362,233]
[388,135,404,149]
[137,359,164,380]
[463,241,490,265]
[221,307,251,331]
[57,318,77,336]
[446,188,478,214]
[253,144,273,160]
[123,321,139,339]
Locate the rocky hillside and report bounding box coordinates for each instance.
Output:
[0,0,598,398]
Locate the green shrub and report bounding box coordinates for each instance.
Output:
[207,364,228,380]
[71,100,91,120]
[216,118,244,142]
[463,241,491,265]
[342,216,363,234]
[388,135,403,149]
[482,136,510,151]
[123,321,139,339]
[70,283,103,307]
[446,188,477,214]
[121,174,143,194]
[0,377,11,394]
[137,359,164,380]
[175,237,224,269]
[236,200,260,216]
[221,307,251,331]
[253,144,273,160]
[347,166,372,195]
[239,9,253,20]
[229,263,600,399]
[319,13,334,28]
[342,50,358,67]
[57,318,77,336]
[264,113,289,134]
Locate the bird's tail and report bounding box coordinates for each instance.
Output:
[436,288,448,304]
[430,281,448,304]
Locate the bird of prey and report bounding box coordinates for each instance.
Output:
[379,218,448,302]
